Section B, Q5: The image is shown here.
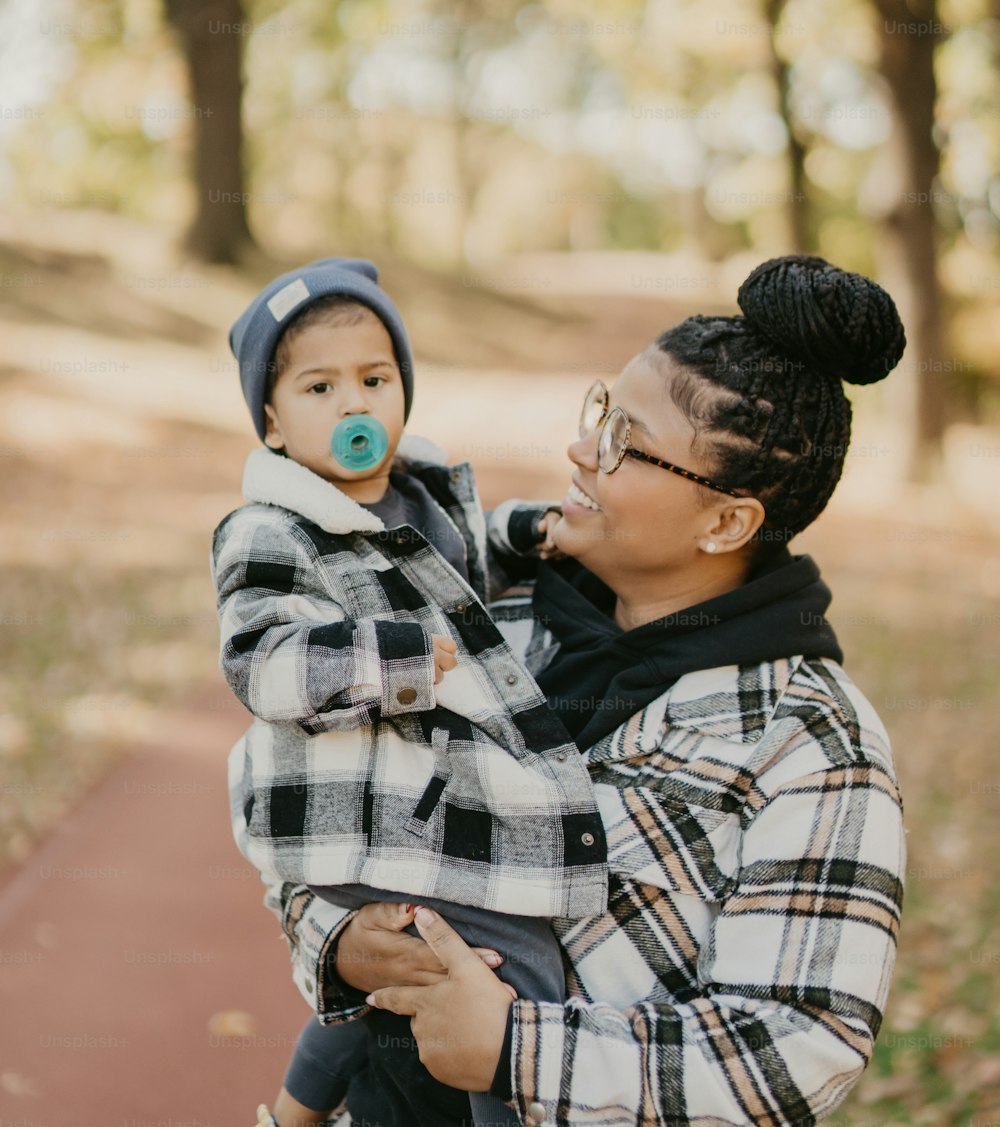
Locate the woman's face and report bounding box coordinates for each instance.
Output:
[553,347,733,586]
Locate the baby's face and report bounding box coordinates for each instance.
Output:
[264,314,406,500]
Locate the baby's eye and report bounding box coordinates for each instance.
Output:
[363,375,385,388]
[307,382,331,394]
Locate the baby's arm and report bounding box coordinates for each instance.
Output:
[483,500,563,600]
[213,510,446,733]
[534,509,564,560]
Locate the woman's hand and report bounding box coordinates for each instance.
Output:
[335,901,503,994]
[366,906,514,1092]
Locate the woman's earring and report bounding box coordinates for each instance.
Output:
[704,541,717,554]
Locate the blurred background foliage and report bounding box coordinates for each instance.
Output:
[2,0,1000,461]
[5,0,996,260]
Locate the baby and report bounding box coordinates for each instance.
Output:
[212,258,607,1126]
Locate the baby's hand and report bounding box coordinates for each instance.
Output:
[536,508,566,560]
[431,634,458,684]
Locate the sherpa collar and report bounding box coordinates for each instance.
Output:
[242,434,450,535]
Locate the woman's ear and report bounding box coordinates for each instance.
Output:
[700,497,766,554]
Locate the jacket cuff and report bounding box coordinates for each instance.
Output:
[276,885,371,1024]
[506,505,555,555]
[370,620,437,716]
[317,912,375,1023]
[508,999,566,1124]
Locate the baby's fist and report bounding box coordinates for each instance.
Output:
[536,508,566,560]
[430,634,458,684]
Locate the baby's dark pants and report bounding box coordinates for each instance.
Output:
[281,884,566,1126]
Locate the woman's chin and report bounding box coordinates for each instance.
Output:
[553,514,613,561]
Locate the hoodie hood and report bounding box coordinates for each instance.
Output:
[533,549,843,749]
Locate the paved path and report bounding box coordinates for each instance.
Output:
[0,690,309,1127]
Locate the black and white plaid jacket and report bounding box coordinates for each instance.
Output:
[213,440,608,920]
[266,582,905,1126]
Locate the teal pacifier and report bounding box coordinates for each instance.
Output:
[330,416,389,471]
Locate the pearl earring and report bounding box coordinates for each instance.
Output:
[705,541,717,554]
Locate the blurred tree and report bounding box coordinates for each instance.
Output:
[765,0,810,252]
[869,0,948,475]
[164,0,253,262]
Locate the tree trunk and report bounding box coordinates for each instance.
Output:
[165,0,253,263]
[449,0,476,266]
[869,0,947,479]
[764,0,810,253]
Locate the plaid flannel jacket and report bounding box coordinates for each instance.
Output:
[267,581,905,1127]
[214,440,607,920]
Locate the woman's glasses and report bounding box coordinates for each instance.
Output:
[579,380,743,497]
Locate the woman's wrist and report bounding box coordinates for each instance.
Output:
[330,912,372,993]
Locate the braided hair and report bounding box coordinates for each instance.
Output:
[654,255,906,550]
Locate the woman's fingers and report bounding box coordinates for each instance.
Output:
[473,947,504,968]
[366,985,420,1016]
[336,903,442,992]
[357,900,416,932]
[335,902,508,995]
[410,907,479,973]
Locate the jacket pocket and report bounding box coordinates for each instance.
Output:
[600,784,741,903]
[404,727,451,836]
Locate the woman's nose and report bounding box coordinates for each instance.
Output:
[567,431,599,470]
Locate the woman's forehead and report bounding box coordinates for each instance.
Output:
[610,350,690,442]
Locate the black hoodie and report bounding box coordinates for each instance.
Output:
[532,549,843,749]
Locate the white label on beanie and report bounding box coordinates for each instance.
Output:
[267,278,310,322]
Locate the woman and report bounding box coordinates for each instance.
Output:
[259,255,906,1126]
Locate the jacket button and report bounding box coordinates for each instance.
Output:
[506,673,518,685]
[304,978,315,993]
[526,1102,546,1123]
[581,832,595,846]
[455,603,467,614]
[396,687,417,705]
[555,750,567,762]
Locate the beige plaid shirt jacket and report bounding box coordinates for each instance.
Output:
[258,575,904,1127]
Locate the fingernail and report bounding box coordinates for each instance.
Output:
[414,906,436,925]
[365,993,376,1006]
[485,953,502,967]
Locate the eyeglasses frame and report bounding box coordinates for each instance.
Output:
[579,380,744,498]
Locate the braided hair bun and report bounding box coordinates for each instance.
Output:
[737,255,905,386]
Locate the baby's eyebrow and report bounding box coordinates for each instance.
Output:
[294,359,395,379]
[293,366,336,379]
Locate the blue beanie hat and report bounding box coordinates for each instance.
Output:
[229,257,414,442]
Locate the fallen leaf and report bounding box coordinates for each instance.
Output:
[0,1070,38,1097]
[207,1009,256,1037]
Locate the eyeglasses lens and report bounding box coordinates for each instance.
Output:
[580,384,607,438]
[598,407,628,472]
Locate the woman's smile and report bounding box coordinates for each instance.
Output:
[563,479,602,513]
